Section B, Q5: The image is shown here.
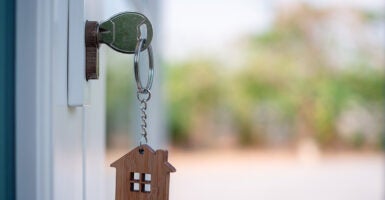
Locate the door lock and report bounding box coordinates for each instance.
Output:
[85,12,153,80]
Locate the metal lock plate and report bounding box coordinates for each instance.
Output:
[85,12,153,80]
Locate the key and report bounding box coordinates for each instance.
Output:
[98,12,153,54]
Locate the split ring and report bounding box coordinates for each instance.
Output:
[134,38,154,93]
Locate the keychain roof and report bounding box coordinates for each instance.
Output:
[111,145,176,200]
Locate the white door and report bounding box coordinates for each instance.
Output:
[16,0,105,200]
[16,0,161,200]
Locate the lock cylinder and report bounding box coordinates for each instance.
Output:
[84,12,153,81]
[85,21,99,80]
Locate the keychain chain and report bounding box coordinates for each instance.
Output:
[137,89,151,146]
[133,37,154,149]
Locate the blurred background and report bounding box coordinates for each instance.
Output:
[105,0,384,199]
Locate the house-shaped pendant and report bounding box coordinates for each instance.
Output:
[111,144,176,200]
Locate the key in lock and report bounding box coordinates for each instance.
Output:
[85,12,153,80]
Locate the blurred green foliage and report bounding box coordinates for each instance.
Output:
[106,55,133,147]
[164,5,385,149]
[165,60,224,145]
[105,4,384,149]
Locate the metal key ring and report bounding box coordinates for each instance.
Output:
[134,38,154,93]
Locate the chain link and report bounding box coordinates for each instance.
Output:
[137,90,151,147]
[133,35,154,150]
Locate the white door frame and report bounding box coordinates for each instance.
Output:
[16,0,105,199]
[16,0,162,199]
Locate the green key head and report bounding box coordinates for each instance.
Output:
[99,12,153,54]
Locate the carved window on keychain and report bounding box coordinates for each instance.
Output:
[130,172,152,193]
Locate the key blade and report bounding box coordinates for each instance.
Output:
[99,20,114,45]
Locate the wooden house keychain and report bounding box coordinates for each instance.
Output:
[110,36,176,200]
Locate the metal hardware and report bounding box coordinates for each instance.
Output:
[134,38,154,93]
[99,12,153,54]
[85,21,99,80]
[138,89,151,146]
[85,12,153,80]
[133,38,154,147]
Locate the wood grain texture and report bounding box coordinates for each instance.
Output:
[111,145,176,200]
